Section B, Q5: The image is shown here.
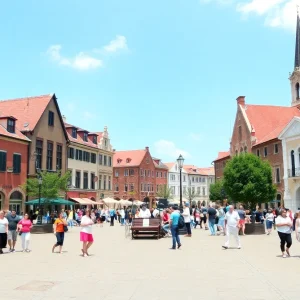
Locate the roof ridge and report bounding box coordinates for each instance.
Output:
[0,94,53,103]
[246,104,297,109]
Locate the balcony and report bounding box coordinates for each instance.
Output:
[288,168,300,178]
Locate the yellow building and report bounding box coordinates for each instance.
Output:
[279,117,300,212]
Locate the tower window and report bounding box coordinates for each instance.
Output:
[296,83,300,100]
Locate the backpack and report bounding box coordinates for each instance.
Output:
[178,215,185,229]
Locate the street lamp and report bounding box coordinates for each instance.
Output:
[37,176,43,225]
[177,154,184,210]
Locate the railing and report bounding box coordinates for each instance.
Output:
[288,168,300,178]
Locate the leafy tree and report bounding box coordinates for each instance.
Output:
[156,184,173,199]
[23,171,71,201]
[185,187,199,202]
[209,180,226,201]
[223,153,276,209]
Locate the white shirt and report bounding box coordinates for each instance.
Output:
[139,209,151,218]
[80,215,93,234]
[265,213,274,221]
[0,218,8,233]
[275,216,292,233]
[120,209,125,218]
[182,207,191,223]
[225,211,240,227]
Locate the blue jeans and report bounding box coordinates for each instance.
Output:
[171,225,181,248]
[163,224,170,233]
[208,220,216,235]
[121,218,125,225]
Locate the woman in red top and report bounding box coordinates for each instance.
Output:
[162,209,171,236]
[17,213,33,252]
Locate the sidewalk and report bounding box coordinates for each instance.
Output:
[0,225,299,300]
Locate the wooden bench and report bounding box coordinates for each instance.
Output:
[131,218,161,239]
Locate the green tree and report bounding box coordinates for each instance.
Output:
[23,171,71,201]
[185,187,199,202]
[223,153,276,209]
[209,180,225,201]
[156,184,173,199]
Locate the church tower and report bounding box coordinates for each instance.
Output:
[290,11,300,107]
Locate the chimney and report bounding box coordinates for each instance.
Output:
[62,115,66,123]
[236,96,245,106]
[145,146,149,152]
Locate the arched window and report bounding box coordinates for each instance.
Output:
[291,150,295,177]
[296,83,300,99]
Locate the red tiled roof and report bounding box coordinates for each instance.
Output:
[183,165,214,176]
[214,151,230,162]
[64,122,99,149]
[94,132,103,143]
[153,159,168,170]
[243,105,300,146]
[113,150,147,167]
[0,125,30,142]
[164,162,176,170]
[0,94,53,132]
[197,167,215,176]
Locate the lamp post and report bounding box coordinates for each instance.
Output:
[37,176,43,225]
[177,154,184,210]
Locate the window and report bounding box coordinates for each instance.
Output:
[7,118,15,133]
[196,177,198,183]
[144,170,147,177]
[256,149,260,157]
[152,171,154,177]
[115,183,119,192]
[56,145,62,170]
[164,172,167,178]
[130,183,134,192]
[202,187,206,196]
[197,187,200,194]
[156,185,159,192]
[12,153,21,173]
[238,126,242,141]
[108,176,111,190]
[108,156,112,167]
[72,128,77,138]
[92,136,97,144]
[192,187,195,193]
[83,151,90,162]
[274,144,279,154]
[156,172,159,177]
[83,172,88,189]
[36,140,43,169]
[129,169,134,176]
[275,167,280,183]
[46,142,53,170]
[91,153,96,164]
[103,176,106,190]
[140,169,143,176]
[75,171,81,188]
[68,147,74,159]
[115,170,119,177]
[160,172,162,177]
[124,183,128,192]
[141,183,144,191]
[76,149,83,161]
[183,175,186,182]
[170,174,176,181]
[264,147,268,157]
[83,132,88,142]
[91,173,95,189]
[0,151,7,172]
[48,111,54,126]
[124,169,129,176]
[99,175,102,190]
[192,177,194,182]
[104,156,107,166]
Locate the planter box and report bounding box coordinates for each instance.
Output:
[31,224,53,234]
[244,223,265,235]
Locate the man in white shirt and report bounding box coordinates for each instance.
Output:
[222,205,241,249]
[139,205,151,218]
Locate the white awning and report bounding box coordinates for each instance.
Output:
[70,198,97,205]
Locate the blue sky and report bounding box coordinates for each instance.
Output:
[0,0,299,166]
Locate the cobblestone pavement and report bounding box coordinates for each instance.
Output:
[1,224,300,300]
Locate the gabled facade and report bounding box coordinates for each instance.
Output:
[165,162,188,196]
[213,151,230,181]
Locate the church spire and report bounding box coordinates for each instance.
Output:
[295,7,300,69]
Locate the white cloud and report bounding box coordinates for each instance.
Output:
[103,35,128,53]
[46,45,103,71]
[188,133,202,141]
[154,140,190,159]
[202,0,300,30]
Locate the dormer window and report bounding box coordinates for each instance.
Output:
[7,118,15,133]
[83,132,88,142]
[93,136,97,144]
[126,158,131,163]
[117,159,122,164]
[72,127,77,139]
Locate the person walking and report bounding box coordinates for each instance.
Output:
[6,210,21,252]
[295,212,300,242]
[200,204,208,230]
[207,203,217,236]
[80,209,94,257]
[17,213,33,253]
[52,212,68,254]
[222,205,241,250]
[237,205,246,235]
[170,206,181,250]
[0,211,8,254]
[109,208,116,226]
[265,209,274,235]
[182,202,192,237]
[275,209,293,258]
[217,204,226,235]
